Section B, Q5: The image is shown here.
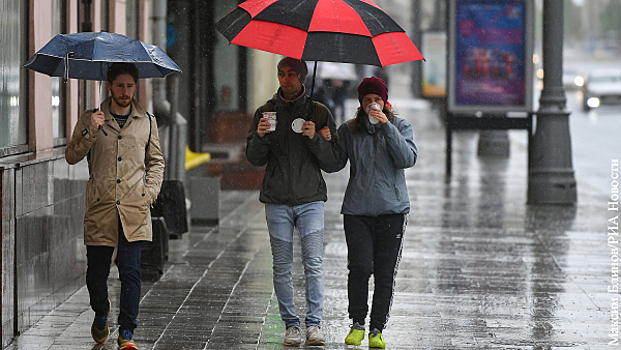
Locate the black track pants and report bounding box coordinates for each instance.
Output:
[344,213,406,331]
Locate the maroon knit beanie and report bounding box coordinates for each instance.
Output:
[278,57,308,84]
[357,77,388,105]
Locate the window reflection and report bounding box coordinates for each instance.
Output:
[126,0,139,39]
[51,0,65,140]
[0,0,26,148]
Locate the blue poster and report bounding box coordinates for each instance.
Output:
[455,0,526,107]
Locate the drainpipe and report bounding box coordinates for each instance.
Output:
[152,0,187,183]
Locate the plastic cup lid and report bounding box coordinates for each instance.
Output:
[291,118,305,133]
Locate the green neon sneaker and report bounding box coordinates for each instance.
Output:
[90,300,110,344]
[344,322,365,345]
[118,329,139,350]
[368,328,386,349]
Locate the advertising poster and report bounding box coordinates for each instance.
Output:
[422,32,447,98]
[449,0,533,113]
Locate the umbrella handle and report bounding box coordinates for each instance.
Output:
[92,107,108,136]
[98,125,107,136]
[97,81,102,110]
[310,61,317,99]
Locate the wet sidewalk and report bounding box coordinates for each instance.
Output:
[6,99,614,350]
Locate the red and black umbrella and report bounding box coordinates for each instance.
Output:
[215,0,424,67]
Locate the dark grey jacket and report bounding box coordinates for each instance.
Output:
[246,89,343,206]
[324,115,417,216]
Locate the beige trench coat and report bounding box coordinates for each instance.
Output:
[66,97,165,246]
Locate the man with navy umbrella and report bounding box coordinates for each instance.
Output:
[66,63,164,350]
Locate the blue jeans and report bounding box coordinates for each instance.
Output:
[265,201,325,328]
[86,218,142,332]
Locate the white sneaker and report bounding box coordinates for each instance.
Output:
[305,325,326,346]
[284,325,302,347]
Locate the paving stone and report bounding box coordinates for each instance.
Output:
[5,99,616,350]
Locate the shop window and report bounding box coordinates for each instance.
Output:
[214,0,242,113]
[126,0,139,39]
[51,0,66,143]
[0,0,26,152]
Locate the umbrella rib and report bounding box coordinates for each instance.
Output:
[55,56,179,64]
[25,52,178,65]
[227,10,253,32]
[26,52,67,59]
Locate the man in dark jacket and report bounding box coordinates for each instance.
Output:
[246,57,343,347]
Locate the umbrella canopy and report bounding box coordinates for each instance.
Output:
[216,0,424,67]
[23,31,181,81]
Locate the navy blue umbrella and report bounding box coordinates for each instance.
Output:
[23,31,181,81]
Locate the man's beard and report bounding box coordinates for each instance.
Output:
[113,94,131,108]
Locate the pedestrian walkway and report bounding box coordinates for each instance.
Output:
[6,99,614,349]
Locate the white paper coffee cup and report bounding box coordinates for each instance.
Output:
[263,112,277,131]
[366,102,381,124]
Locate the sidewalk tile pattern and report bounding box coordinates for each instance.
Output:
[5,104,613,349]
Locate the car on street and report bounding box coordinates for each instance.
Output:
[563,67,584,90]
[582,68,621,111]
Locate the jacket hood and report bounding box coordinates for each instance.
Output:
[363,115,383,134]
[274,86,307,107]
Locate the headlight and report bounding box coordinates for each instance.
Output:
[586,97,600,108]
[536,68,544,79]
[574,76,584,87]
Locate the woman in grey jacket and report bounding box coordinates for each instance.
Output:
[321,77,417,349]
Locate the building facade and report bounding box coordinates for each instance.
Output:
[0,0,276,346]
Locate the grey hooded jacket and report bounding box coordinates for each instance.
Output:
[324,115,417,216]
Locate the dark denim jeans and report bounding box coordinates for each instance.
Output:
[86,218,142,332]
